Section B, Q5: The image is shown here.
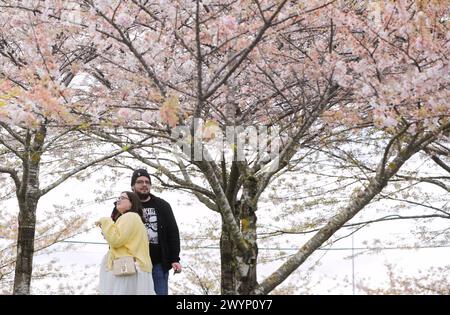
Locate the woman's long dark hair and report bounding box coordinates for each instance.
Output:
[111,191,145,223]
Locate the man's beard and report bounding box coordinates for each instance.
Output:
[135,191,150,200]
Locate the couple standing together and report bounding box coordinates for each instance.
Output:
[95,169,182,295]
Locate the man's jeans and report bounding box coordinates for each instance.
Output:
[152,263,169,295]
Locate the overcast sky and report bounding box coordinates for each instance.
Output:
[3,169,448,294]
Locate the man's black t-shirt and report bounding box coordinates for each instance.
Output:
[141,198,162,265]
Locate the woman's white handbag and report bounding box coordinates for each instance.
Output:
[113,256,136,276]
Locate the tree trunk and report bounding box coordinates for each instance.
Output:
[220,176,259,294]
[13,197,38,295]
[236,176,258,294]
[13,127,45,295]
[220,224,236,294]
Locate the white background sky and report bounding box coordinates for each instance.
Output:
[3,170,449,295]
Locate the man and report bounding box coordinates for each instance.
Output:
[130,168,182,295]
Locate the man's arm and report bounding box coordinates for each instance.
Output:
[163,201,181,265]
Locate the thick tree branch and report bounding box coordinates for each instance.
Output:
[0,166,21,189]
[252,125,448,294]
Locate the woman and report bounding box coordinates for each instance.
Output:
[96,191,155,295]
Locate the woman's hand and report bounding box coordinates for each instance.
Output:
[95,221,102,227]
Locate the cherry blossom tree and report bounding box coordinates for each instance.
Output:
[69,0,448,294]
[1,0,448,294]
[63,0,448,294]
[0,2,136,294]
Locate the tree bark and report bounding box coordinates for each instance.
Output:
[13,126,45,295]
[13,197,38,295]
[220,224,236,294]
[220,176,259,294]
[236,176,258,294]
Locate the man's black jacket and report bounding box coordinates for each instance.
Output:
[145,194,181,271]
